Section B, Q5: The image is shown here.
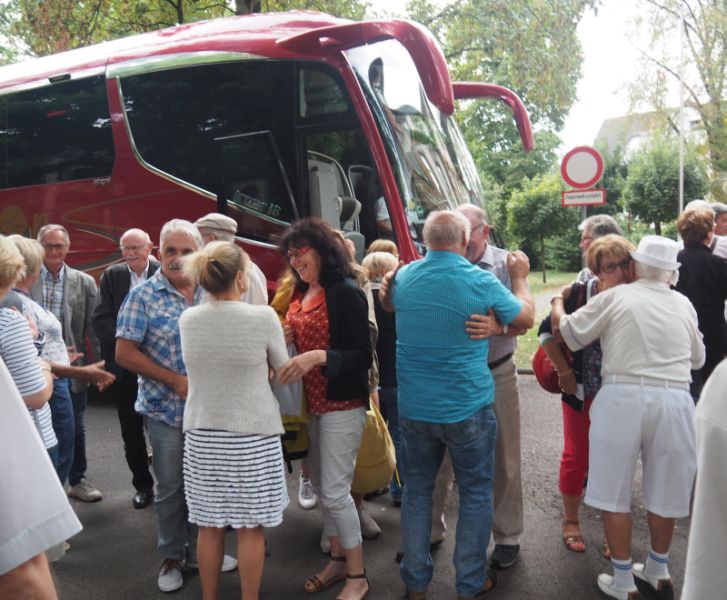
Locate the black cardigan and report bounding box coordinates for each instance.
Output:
[321,277,373,402]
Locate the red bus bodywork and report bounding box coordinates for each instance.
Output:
[0,12,532,283]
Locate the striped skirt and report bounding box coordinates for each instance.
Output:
[183,429,289,529]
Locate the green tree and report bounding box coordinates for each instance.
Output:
[508,172,581,282]
[630,0,727,201]
[406,0,597,195]
[0,0,366,60]
[625,136,707,234]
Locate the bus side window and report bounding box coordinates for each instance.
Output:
[0,75,114,190]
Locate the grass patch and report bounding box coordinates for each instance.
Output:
[513,270,578,370]
[527,270,580,295]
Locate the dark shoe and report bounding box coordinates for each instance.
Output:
[490,543,520,569]
[632,563,674,600]
[457,570,498,599]
[406,590,426,600]
[133,488,154,509]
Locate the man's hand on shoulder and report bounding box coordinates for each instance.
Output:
[379,261,404,313]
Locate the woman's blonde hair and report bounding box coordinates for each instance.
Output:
[362,251,398,283]
[8,235,44,279]
[0,235,27,291]
[586,234,635,274]
[183,241,249,296]
[677,207,714,244]
[366,239,398,257]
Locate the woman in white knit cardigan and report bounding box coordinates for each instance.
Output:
[179,241,289,600]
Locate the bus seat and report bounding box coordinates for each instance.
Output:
[344,230,365,263]
[339,196,361,231]
[308,163,341,228]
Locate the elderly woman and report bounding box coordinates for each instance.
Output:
[179,241,289,600]
[278,218,372,600]
[8,235,115,484]
[553,236,704,600]
[540,234,634,556]
[675,207,727,400]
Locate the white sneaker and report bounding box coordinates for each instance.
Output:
[158,559,184,592]
[596,573,641,600]
[358,504,381,540]
[320,530,331,554]
[298,473,317,510]
[68,478,103,502]
[632,563,674,597]
[185,554,237,573]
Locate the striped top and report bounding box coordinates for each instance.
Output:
[391,251,522,423]
[0,309,56,449]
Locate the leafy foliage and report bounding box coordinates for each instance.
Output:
[625,135,708,234]
[508,172,581,281]
[630,0,727,201]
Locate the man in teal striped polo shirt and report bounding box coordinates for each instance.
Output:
[381,210,534,600]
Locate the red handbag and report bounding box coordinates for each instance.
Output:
[532,345,562,394]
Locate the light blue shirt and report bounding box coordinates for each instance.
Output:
[392,250,522,423]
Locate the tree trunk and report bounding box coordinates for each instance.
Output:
[654,221,662,236]
[540,237,546,284]
[235,0,261,14]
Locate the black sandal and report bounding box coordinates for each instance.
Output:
[335,571,369,600]
[304,555,346,594]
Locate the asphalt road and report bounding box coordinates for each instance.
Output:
[53,374,690,599]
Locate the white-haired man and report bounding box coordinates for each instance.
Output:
[577,214,623,282]
[116,219,236,592]
[554,236,705,600]
[92,228,158,509]
[194,213,268,305]
[31,223,102,502]
[381,210,534,600]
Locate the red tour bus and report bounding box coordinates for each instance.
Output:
[0,11,533,284]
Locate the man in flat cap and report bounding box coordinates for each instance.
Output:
[194,213,268,305]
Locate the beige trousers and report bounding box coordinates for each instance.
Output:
[490,357,523,545]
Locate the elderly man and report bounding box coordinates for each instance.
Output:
[194,213,268,305]
[92,229,158,509]
[711,202,727,236]
[456,204,529,569]
[554,236,704,600]
[116,220,236,592]
[577,214,623,282]
[31,224,102,502]
[381,210,534,600]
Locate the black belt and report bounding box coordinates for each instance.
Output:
[488,352,513,370]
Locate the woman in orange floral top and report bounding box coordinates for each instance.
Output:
[279,218,373,600]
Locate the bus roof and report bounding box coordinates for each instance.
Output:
[0,11,351,92]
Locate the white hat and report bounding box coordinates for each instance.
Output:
[194,213,237,235]
[630,235,680,271]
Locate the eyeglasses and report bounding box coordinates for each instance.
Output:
[42,243,68,252]
[287,246,312,260]
[121,245,149,253]
[600,258,632,274]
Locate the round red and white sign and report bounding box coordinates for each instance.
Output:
[560,146,604,189]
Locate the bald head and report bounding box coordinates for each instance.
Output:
[422,210,471,254]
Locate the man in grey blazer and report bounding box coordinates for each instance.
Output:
[32,224,103,502]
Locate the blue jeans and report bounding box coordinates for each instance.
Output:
[49,378,75,485]
[400,404,498,597]
[69,389,87,486]
[146,417,198,561]
[379,386,403,499]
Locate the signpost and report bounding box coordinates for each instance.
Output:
[560,146,606,207]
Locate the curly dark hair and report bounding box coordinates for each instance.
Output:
[280,218,354,289]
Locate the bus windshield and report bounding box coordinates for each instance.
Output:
[347,40,486,246]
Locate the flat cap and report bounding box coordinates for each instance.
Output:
[194,213,237,234]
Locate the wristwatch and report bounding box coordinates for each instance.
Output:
[502,323,509,335]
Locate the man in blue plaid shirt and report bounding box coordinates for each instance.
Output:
[116,219,236,593]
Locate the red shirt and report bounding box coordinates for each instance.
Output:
[286,290,365,415]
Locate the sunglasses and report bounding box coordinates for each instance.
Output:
[286,246,312,260]
[600,258,632,274]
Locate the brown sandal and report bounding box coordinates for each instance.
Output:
[335,571,369,600]
[305,555,347,594]
[562,519,586,553]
